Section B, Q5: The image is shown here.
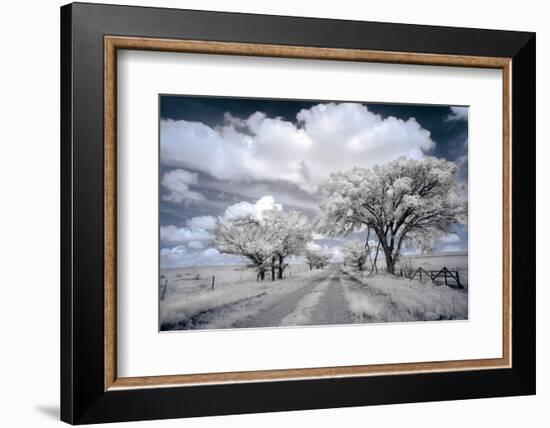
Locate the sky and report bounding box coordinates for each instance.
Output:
[159,95,468,268]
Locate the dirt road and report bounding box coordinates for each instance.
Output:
[233,266,352,328]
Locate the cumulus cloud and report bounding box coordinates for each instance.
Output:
[161,196,281,245]
[306,241,323,252]
[160,246,241,268]
[187,240,206,249]
[186,215,216,230]
[445,106,468,122]
[221,195,282,221]
[160,224,212,243]
[160,245,188,267]
[161,102,435,193]
[161,169,204,203]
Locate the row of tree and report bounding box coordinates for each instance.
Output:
[304,250,331,270]
[212,157,466,278]
[213,209,313,281]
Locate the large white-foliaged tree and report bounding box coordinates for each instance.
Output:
[263,209,311,279]
[212,206,312,281]
[317,157,466,274]
[212,216,275,280]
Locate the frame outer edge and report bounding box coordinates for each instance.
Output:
[510,33,536,391]
[60,3,75,424]
[73,2,533,58]
[63,3,536,423]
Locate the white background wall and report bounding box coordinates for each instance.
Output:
[0,0,546,426]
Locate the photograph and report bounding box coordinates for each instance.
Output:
[159,95,469,331]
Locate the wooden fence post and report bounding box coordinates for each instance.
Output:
[211,275,215,291]
[443,269,448,286]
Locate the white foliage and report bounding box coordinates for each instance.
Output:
[341,239,368,271]
[304,249,331,269]
[317,157,466,271]
[212,215,277,275]
[212,198,312,276]
[263,208,311,259]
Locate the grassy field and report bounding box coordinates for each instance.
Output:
[159,253,469,331]
[342,268,468,322]
[159,264,320,330]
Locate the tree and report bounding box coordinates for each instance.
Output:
[341,240,368,271]
[314,252,331,269]
[304,249,331,270]
[212,215,275,280]
[406,228,444,256]
[212,207,312,281]
[263,209,311,279]
[304,250,318,270]
[364,229,381,276]
[317,157,466,274]
[319,253,331,269]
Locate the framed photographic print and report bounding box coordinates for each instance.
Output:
[158,94,470,333]
[61,2,536,424]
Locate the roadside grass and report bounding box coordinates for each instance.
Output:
[342,267,468,323]
[160,267,326,330]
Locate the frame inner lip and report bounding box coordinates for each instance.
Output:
[103,36,512,390]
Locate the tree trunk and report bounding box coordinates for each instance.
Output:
[367,241,381,277]
[380,243,396,275]
[385,257,396,275]
[260,271,265,280]
[278,255,284,279]
[271,256,276,281]
[373,243,380,273]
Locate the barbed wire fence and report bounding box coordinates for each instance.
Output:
[159,265,319,300]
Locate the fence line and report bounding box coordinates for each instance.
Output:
[408,266,463,289]
[160,265,320,297]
